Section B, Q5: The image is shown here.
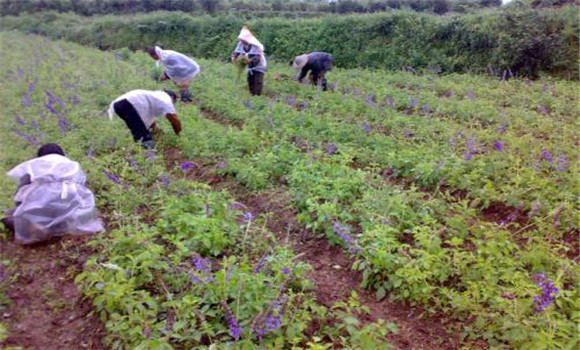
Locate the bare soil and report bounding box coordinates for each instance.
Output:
[0,235,106,350]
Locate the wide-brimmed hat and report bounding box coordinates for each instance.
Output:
[238,26,264,52]
[292,54,309,70]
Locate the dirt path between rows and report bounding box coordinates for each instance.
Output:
[0,235,106,350]
[164,143,481,350]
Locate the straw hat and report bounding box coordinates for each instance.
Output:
[238,26,264,52]
[292,54,309,70]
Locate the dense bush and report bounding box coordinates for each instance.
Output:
[0,0,507,16]
[1,6,578,78]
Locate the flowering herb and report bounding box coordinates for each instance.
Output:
[409,97,419,108]
[14,114,26,126]
[285,96,297,108]
[364,94,376,106]
[386,96,395,107]
[180,161,197,172]
[242,211,254,224]
[332,221,363,254]
[555,153,569,172]
[325,142,338,155]
[13,130,39,145]
[533,274,558,312]
[222,300,242,340]
[146,150,156,161]
[281,267,291,275]
[363,121,371,134]
[540,149,553,164]
[539,105,549,115]
[493,141,503,151]
[251,295,288,340]
[253,255,268,274]
[158,175,170,188]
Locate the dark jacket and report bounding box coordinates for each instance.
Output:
[298,52,334,81]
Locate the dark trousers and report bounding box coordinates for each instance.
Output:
[113,99,152,143]
[247,71,264,96]
[310,71,328,91]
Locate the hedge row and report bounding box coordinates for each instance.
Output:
[1,6,577,78]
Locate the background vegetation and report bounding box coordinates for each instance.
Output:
[1,4,578,78]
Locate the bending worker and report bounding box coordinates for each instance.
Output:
[108,89,182,149]
[1,143,104,244]
[291,52,334,91]
[231,26,267,96]
[148,46,200,102]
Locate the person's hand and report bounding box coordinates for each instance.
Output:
[166,114,182,136]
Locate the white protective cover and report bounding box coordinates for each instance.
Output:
[108,90,177,129]
[233,42,267,73]
[7,154,104,244]
[155,47,200,85]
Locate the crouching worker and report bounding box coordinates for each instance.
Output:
[1,143,104,244]
[108,89,182,149]
[148,46,201,102]
[231,26,267,96]
[291,52,334,91]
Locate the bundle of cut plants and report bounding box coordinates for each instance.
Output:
[233,55,250,80]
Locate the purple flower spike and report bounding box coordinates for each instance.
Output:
[493,141,503,151]
[158,175,170,188]
[555,153,569,172]
[386,96,394,107]
[363,122,371,134]
[409,97,419,108]
[533,274,558,311]
[325,142,338,155]
[281,267,291,275]
[14,115,26,126]
[222,300,242,340]
[332,221,363,255]
[540,149,553,163]
[253,255,268,274]
[464,152,474,161]
[180,161,197,172]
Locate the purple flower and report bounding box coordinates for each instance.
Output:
[13,130,39,145]
[229,202,244,211]
[105,171,122,185]
[363,122,371,134]
[242,211,254,224]
[158,175,170,188]
[332,221,362,254]
[222,300,242,340]
[14,115,26,126]
[58,117,71,134]
[217,161,228,169]
[29,119,40,130]
[281,267,291,275]
[540,149,553,163]
[17,67,24,78]
[146,150,156,161]
[421,104,430,115]
[539,106,549,115]
[325,142,337,155]
[352,87,361,97]
[533,274,558,311]
[464,152,474,161]
[180,161,197,172]
[493,141,503,151]
[386,96,394,107]
[409,97,419,108]
[466,91,476,100]
[497,123,508,134]
[447,90,455,98]
[21,93,32,107]
[190,254,214,284]
[251,295,287,340]
[555,153,569,172]
[364,94,376,106]
[253,255,268,273]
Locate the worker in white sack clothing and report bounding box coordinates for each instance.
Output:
[148,46,201,102]
[1,143,104,245]
[231,26,267,96]
[291,52,334,91]
[108,89,182,150]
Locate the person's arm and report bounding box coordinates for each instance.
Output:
[160,71,169,81]
[166,114,182,135]
[298,66,309,82]
[231,42,242,61]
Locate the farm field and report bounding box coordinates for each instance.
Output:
[0,32,578,349]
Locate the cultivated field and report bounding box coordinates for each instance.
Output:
[0,32,578,349]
